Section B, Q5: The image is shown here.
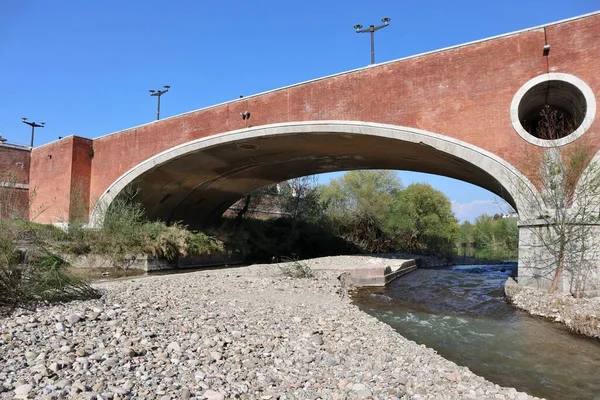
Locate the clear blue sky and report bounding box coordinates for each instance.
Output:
[2,1,598,221]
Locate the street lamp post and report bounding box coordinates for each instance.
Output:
[21,118,45,147]
[149,85,170,120]
[354,17,391,65]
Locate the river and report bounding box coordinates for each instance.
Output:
[351,263,600,400]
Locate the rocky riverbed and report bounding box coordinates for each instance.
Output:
[505,278,600,339]
[1,257,541,399]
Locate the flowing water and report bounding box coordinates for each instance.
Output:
[351,264,600,400]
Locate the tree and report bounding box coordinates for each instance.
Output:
[518,107,600,296]
[318,170,402,253]
[319,170,402,219]
[385,183,459,255]
[276,175,323,221]
[471,214,518,260]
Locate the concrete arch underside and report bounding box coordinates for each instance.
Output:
[90,121,541,228]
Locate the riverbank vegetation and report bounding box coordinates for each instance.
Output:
[456,215,518,260]
[227,170,518,262]
[0,193,224,314]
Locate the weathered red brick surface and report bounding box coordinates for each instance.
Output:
[0,144,31,219]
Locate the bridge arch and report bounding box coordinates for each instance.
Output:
[89,121,542,227]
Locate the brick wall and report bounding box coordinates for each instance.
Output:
[29,136,93,224]
[0,144,30,219]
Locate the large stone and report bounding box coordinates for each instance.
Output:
[203,390,225,400]
[14,384,33,396]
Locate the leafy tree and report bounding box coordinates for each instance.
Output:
[471,214,518,260]
[276,176,323,221]
[318,170,402,253]
[385,183,459,255]
[318,170,402,220]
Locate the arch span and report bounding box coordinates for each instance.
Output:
[90,121,542,227]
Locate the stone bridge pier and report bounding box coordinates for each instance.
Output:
[518,219,600,297]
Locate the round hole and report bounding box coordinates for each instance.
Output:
[510,73,596,147]
[518,80,585,139]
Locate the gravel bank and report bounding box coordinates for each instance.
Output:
[505,278,600,339]
[1,257,541,399]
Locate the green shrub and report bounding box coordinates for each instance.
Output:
[0,236,101,316]
[43,197,226,266]
[141,222,224,261]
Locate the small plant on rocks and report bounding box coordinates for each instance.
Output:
[278,256,315,278]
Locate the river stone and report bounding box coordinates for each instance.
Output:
[110,385,129,395]
[103,357,119,367]
[167,342,181,353]
[445,373,458,382]
[14,384,33,396]
[352,383,367,391]
[181,387,191,399]
[311,333,324,345]
[204,390,225,400]
[66,314,81,324]
[48,362,59,372]
[56,379,71,389]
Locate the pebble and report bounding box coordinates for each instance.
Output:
[66,314,81,324]
[14,384,32,396]
[204,389,225,400]
[167,342,181,353]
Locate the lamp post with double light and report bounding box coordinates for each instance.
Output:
[149,85,170,120]
[21,118,45,147]
[354,17,391,65]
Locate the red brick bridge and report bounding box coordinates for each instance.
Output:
[18,12,600,293]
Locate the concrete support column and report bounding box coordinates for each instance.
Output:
[518,220,600,297]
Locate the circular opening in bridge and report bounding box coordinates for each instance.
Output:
[519,80,585,139]
[511,73,596,147]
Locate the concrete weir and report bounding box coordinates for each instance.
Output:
[306,256,418,287]
[66,252,416,286]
